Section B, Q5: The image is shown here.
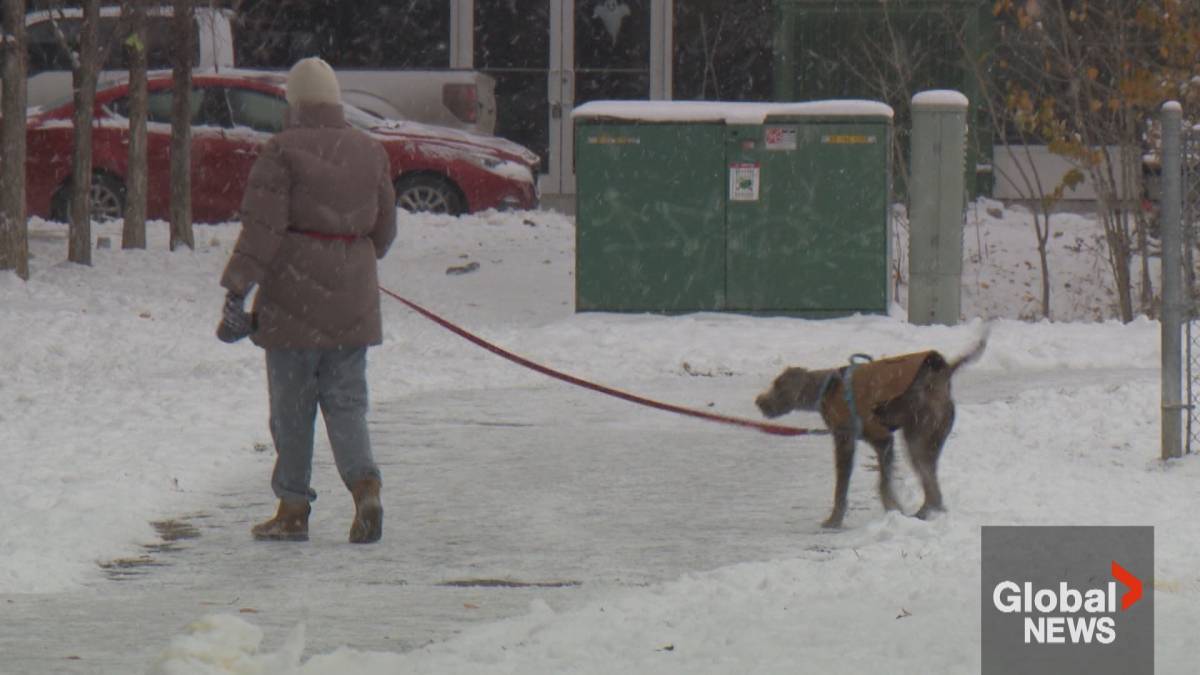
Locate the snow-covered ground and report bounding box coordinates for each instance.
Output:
[1,200,1196,673]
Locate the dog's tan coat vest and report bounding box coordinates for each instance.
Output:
[819,351,935,442]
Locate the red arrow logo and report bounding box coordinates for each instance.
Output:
[1112,560,1143,610]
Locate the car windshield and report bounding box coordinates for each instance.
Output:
[342,103,385,131]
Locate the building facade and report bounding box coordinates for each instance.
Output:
[234,0,776,203]
[232,1,989,204]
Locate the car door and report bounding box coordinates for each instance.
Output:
[109,83,276,222]
[219,86,289,216]
[126,88,188,220]
[188,85,243,222]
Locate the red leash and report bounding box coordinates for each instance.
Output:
[380,286,826,437]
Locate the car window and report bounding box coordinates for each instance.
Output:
[227,88,286,134]
[107,87,222,128]
[26,15,197,75]
[194,87,232,128]
[343,103,384,131]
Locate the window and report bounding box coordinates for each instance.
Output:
[27,18,78,74]
[26,15,198,75]
[108,87,219,127]
[145,90,178,124]
[233,0,450,68]
[672,1,774,101]
[107,85,288,134]
[106,17,187,70]
[227,88,287,134]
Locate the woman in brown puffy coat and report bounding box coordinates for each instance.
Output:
[218,57,397,544]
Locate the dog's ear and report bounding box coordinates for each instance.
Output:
[780,367,828,411]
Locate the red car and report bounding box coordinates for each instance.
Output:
[25,71,540,222]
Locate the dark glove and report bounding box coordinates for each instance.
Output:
[216,291,255,343]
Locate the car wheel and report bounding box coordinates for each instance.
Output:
[89,174,126,221]
[395,174,465,215]
[52,173,126,222]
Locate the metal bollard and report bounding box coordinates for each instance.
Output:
[1161,101,1184,459]
[908,90,968,326]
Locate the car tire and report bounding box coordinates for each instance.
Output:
[394,174,465,215]
[89,173,127,222]
[52,173,127,222]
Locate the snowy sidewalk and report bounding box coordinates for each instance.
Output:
[1,376,843,674]
[0,365,1166,673]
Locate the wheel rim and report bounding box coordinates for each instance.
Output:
[397,184,451,214]
[89,181,123,221]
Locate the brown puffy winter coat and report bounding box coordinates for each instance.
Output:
[220,103,397,349]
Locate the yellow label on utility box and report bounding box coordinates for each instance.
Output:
[822,134,876,145]
[587,135,640,145]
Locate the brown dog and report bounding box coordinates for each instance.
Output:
[755,335,987,528]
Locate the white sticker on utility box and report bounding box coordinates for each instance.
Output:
[764,126,797,150]
[729,163,760,201]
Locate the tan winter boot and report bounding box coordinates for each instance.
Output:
[251,500,311,541]
[349,478,383,544]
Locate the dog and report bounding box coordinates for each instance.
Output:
[755,334,987,528]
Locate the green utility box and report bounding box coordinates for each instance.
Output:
[573,101,893,315]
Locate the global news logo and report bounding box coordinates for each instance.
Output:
[982,526,1152,675]
[991,560,1143,645]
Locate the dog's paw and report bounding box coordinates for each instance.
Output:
[913,505,946,521]
[820,516,845,529]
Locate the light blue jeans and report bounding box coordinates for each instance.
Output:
[265,347,379,503]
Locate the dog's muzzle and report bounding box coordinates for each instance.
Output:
[755,391,790,419]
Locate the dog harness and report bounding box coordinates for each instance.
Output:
[820,351,938,442]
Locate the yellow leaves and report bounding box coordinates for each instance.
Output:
[1062,168,1086,190]
[1047,138,1076,157]
[1086,66,1099,81]
[1047,139,1096,168]
[1013,88,1035,114]
[1134,5,1160,28]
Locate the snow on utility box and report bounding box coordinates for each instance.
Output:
[573,100,893,316]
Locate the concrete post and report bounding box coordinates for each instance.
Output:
[1161,101,1184,460]
[908,90,969,326]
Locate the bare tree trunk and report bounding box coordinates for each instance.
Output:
[1100,204,1135,323]
[1032,205,1052,319]
[67,0,101,265]
[0,0,28,279]
[952,9,1061,319]
[169,0,194,251]
[122,0,148,249]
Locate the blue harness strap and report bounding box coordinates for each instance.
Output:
[841,353,874,440]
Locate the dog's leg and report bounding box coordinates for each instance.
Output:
[907,403,954,520]
[823,429,857,529]
[869,436,901,513]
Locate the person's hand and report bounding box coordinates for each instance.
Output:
[216,291,254,343]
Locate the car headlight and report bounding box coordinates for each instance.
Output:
[464,152,503,170]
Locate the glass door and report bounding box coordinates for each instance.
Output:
[552,0,654,197]
[474,2,552,174]
[475,1,667,198]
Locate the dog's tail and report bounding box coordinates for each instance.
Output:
[947,325,989,376]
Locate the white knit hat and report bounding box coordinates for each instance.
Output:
[285,57,341,106]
